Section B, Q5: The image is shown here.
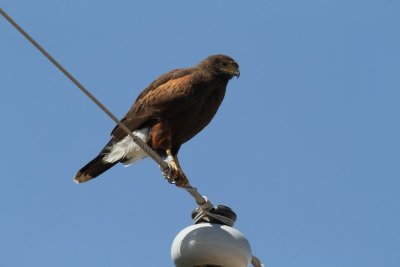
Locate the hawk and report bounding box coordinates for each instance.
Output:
[74,54,240,185]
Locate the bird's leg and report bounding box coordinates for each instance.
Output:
[172,154,182,170]
[165,149,189,187]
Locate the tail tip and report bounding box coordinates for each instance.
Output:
[74,172,92,184]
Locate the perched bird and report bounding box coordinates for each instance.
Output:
[74,54,240,185]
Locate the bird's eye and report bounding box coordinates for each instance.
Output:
[220,61,228,67]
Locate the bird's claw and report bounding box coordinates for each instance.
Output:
[162,165,189,188]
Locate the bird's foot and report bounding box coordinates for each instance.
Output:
[162,159,189,187]
[168,168,189,188]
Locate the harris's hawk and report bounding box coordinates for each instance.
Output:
[74,54,240,185]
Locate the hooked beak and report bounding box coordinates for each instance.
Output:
[222,64,240,78]
[233,69,240,78]
[223,66,240,78]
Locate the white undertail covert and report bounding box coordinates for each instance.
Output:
[103,127,150,166]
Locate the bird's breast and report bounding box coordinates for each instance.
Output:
[170,84,227,145]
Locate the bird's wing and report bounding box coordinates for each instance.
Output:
[111,68,195,140]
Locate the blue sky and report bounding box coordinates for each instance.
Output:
[1,1,399,266]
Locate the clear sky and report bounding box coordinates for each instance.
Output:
[1,1,399,267]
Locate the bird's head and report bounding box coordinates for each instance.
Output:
[199,54,240,79]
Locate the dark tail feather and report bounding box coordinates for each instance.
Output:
[74,154,118,183]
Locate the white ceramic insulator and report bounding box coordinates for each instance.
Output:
[171,223,252,267]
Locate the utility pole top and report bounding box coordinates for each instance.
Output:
[171,206,252,267]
